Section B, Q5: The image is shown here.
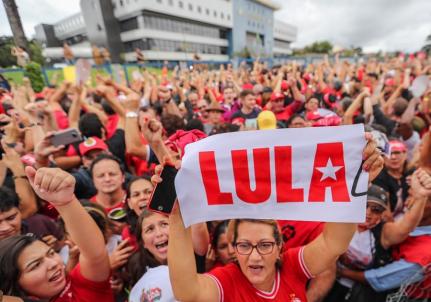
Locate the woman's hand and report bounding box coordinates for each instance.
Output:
[410,168,431,198]
[25,166,76,207]
[363,132,384,182]
[109,239,135,270]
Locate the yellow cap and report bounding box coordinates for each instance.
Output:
[257,110,277,130]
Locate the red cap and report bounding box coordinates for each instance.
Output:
[389,140,407,152]
[303,73,312,82]
[165,129,207,157]
[270,92,284,102]
[242,83,254,90]
[79,137,108,156]
[280,81,289,91]
[384,78,395,86]
[35,92,45,100]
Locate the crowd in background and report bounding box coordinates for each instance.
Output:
[0,52,430,302]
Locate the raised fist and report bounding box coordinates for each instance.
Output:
[25,166,76,206]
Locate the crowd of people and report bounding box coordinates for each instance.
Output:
[0,52,430,302]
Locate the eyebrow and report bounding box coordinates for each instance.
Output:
[24,248,54,270]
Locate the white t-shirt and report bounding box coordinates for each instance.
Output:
[338,229,375,288]
[129,265,177,302]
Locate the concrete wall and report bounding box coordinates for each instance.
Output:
[80,0,124,63]
[232,0,274,57]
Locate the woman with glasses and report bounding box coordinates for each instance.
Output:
[163,135,386,301]
[325,169,431,302]
[0,167,113,301]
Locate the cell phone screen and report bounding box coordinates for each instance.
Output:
[148,165,178,215]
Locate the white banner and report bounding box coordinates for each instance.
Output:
[175,124,368,227]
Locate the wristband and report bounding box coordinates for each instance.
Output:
[126,111,138,118]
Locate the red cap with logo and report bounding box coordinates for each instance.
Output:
[270,92,284,102]
[79,137,108,156]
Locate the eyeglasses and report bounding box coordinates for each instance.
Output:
[234,241,276,255]
[367,204,385,214]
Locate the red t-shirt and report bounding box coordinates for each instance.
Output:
[53,264,114,302]
[273,100,302,121]
[53,109,69,130]
[121,226,139,251]
[278,220,324,250]
[392,235,431,299]
[90,194,125,214]
[106,114,119,139]
[207,246,311,302]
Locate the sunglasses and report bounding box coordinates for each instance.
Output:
[367,204,386,214]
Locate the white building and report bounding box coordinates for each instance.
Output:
[34,0,297,63]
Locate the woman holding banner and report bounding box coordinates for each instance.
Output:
[155,134,384,301]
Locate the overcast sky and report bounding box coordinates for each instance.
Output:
[1,0,430,53]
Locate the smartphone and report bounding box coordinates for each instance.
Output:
[50,128,83,147]
[148,165,178,215]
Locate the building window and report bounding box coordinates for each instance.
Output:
[168,0,173,5]
[142,12,227,40]
[213,10,217,17]
[126,37,228,55]
[227,14,230,20]
[120,17,139,32]
[119,0,123,6]
[97,24,102,31]
[157,0,162,3]
[220,12,224,19]
[188,3,193,10]
[178,1,183,8]
[206,8,210,15]
[197,6,201,13]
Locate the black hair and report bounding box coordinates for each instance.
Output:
[89,153,125,178]
[211,220,230,249]
[127,210,163,286]
[124,176,153,236]
[0,235,38,296]
[78,113,105,139]
[0,186,20,213]
[239,89,254,99]
[185,118,204,132]
[101,98,116,115]
[286,113,305,127]
[161,114,186,137]
[367,73,379,80]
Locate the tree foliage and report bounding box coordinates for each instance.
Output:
[0,36,45,68]
[24,62,45,92]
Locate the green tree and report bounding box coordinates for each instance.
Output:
[0,36,16,67]
[29,40,45,65]
[305,41,333,54]
[24,62,45,92]
[0,36,45,67]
